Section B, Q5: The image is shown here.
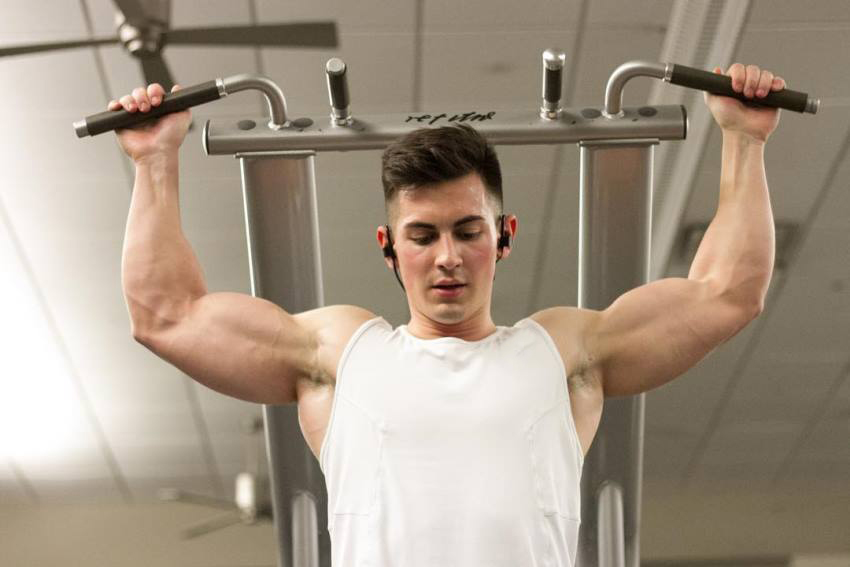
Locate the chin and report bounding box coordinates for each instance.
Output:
[429,305,466,324]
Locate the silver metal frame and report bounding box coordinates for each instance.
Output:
[577,139,656,567]
[209,56,688,567]
[204,105,685,155]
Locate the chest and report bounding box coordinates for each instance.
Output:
[297,332,593,461]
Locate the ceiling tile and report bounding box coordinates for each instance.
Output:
[683,124,844,227]
[643,318,761,432]
[422,31,579,110]
[260,33,415,117]
[118,443,211,479]
[170,0,250,28]
[586,0,674,27]
[749,0,850,24]
[570,28,666,108]
[18,442,120,484]
[792,419,850,462]
[0,0,87,43]
[257,0,415,34]
[780,458,850,484]
[643,430,698,480]
[752,274,850,364]
[724,361,846,425]
[424,0,583,32]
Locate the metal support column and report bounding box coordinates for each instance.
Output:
[575,139,656,567]
[239,152,327,567]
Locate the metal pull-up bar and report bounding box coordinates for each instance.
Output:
[74,50,817,567]
[73,56,817,139]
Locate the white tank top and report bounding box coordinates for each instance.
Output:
[319,317,584,567]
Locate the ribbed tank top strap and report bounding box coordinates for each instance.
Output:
[319,317,387,472]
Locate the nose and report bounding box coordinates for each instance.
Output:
[435,234,462,270]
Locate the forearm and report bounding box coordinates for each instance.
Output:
[121,151,208,336]
[688,131,775,310]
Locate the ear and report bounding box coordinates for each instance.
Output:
[376,225,396,271]
[497,214,518,261]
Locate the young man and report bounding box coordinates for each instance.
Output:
[114,63,784,566]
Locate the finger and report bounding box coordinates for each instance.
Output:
[756,70,774,98]
[147,83,165,106]
[728,63,746,92]
[107,99,121,111]
[132,86,151,112]
[119,94,137,112]
[171,84,182,93]
[744,64,760,98]
[772,75,786,91]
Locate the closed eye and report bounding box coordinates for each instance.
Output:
[408,230,481,245]
[411,234,435,245]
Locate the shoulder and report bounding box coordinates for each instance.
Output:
[528,306,601,378]
[294,305,380,387]
[529,306,599,342]
[529,307,604,451]
[295,304,378,332]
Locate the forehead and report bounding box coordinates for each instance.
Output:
[393,173,496,226]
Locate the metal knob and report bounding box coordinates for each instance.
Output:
[541,48,566,120]
[326,57,352,125]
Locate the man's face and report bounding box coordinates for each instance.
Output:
[380,173,509,327]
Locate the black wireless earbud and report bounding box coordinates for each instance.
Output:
[383,226,405,290]
[496,214,511,260]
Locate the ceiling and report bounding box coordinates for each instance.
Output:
[0,0,848,565]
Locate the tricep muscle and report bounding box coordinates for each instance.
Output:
[136,292,335,405]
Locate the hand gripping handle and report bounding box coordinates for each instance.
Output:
[73,80,224,137]
[668,64,819,114]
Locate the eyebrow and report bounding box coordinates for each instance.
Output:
[402,215,486,230]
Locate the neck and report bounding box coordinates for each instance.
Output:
[406,309,497,341]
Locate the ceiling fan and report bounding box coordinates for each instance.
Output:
[0,0,338,91]
[158,414,273,539]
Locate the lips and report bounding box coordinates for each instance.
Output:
[431,281,466,297]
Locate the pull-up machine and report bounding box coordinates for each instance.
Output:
[75,49,817,567]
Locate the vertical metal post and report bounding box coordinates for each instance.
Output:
[597,482,626,567]
[239,152,327,567]
[576,139,655,567]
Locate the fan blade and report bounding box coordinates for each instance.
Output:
[182,510,244,539]
[158,488,236,511]
[165,22,338,48]
[0,38,118,58]
[139,53,175,91]
[112,0,150,25]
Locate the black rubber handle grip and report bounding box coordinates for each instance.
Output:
[669,64,813,113]
[75,80,222,137]
[326,60,349,110]
[544,67,562,103]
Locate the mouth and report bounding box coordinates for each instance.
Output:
[431,283,466,297]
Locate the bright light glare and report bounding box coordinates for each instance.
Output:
[0,217,76,459]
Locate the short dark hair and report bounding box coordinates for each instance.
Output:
[381,125,503,222]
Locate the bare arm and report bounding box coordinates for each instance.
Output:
[117,85,374,404]
[537,63,784,399]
